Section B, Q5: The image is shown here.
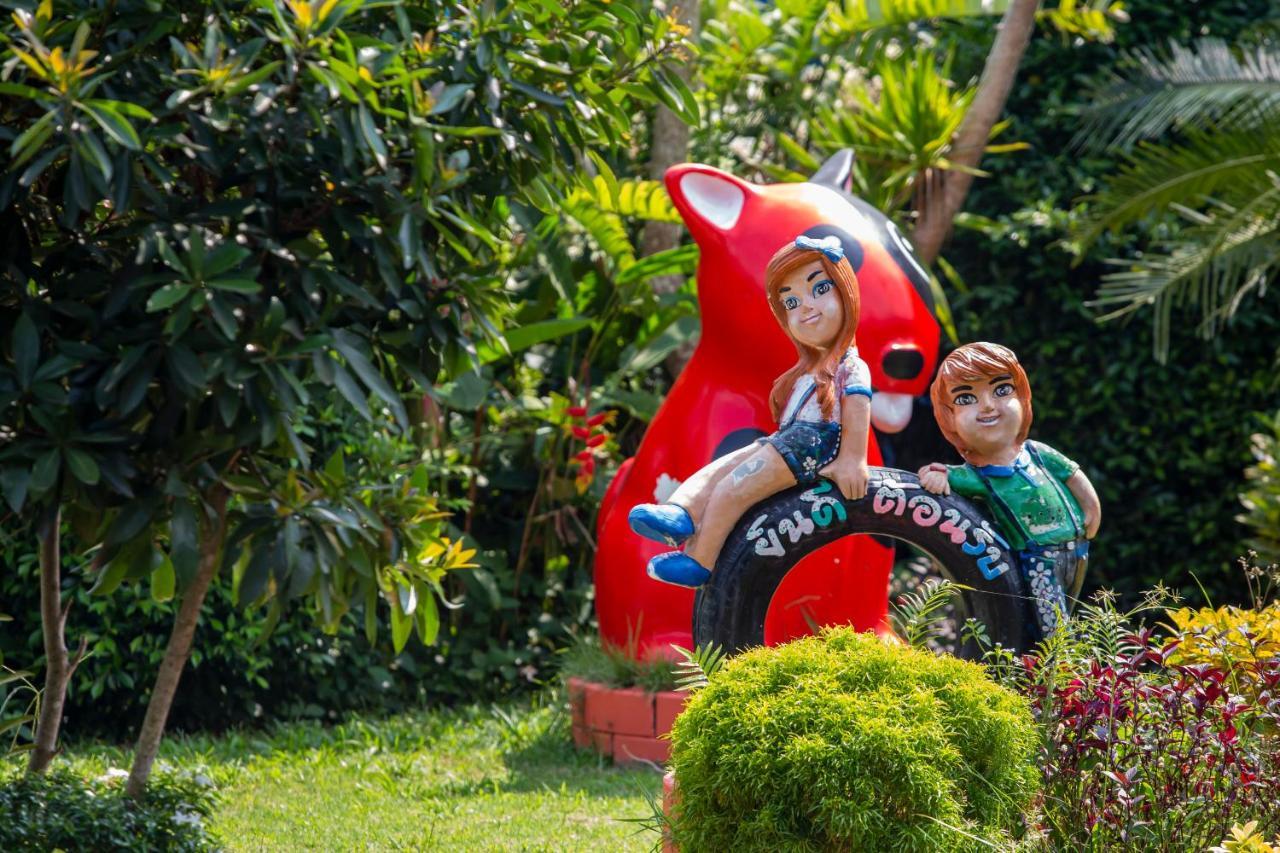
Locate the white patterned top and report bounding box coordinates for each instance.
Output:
[779,346,872,425]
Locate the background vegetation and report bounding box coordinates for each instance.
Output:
[2,0,1277,759]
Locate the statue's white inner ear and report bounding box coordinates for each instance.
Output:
[679,172,745,230]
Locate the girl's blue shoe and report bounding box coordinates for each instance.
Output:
[646,552,711,588]
[628,503,695,547]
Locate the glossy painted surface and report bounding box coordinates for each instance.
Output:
[594,160,941,659]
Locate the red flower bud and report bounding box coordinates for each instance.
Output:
[575,450,593,461]
[587,412,608,427]
[586,434,606,448]
[572,426,590,440]
[567,406,588,417]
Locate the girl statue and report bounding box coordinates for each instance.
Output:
[628,235,873,587]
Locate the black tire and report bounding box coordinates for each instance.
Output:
[693,467,1035,658]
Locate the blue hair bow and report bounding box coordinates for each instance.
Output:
[794,234,845,263]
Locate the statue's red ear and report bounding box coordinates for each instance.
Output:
[664,164,754,243]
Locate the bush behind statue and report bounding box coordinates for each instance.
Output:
[668,627,1038,852]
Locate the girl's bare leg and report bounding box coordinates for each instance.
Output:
[683,445,794,570]
[667,443,760,526]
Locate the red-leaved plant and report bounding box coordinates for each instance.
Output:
[983,585,1280,851]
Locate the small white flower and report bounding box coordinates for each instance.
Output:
[173,809,203,827]
[97,768,130,784]
[193,773,213,788]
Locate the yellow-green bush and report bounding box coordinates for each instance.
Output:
[667,628,1039,852]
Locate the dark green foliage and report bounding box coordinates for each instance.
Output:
[943,0,1280,605]
[667,627,1039,852]
[1241,410,1280,567]
[0,768,217,852]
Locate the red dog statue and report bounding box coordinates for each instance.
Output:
[595,151,941,659]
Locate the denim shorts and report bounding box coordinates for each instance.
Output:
[760,420,841,485]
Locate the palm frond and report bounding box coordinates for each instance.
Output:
[1078,39,1280,151]
[1091,183,1280,360]
[1076,122,1280,246]
[672,643,728,692]
[890,577,969,650]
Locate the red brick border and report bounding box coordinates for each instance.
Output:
[566,678,688,767]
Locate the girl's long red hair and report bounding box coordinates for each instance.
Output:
[765,241,861,423]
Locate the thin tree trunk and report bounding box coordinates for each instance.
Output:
[911,0,1040,266]
[126,486,229,798]
[640,0,701,373]
[28,505,70,773]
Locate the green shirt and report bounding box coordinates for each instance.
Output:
[946,441,1084,551]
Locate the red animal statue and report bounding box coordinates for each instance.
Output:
[595,152,941,659]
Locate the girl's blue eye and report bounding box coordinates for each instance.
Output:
[954,393,977,406]
[783,296,800,310]
[994,383,1014,398]
[812,280,832,297]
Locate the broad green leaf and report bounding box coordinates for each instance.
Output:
[171,501,199,588]
[150,552,175,603]
[12,313,39,390]
[417,592,440,645]
[0,468,30,512]
[147,283,192,312]
[80,100,142,150]
[63,447,100,485]
[29,448,60,494]
[474,317,591,364]
[333,332,407,428]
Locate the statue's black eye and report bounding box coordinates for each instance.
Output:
[882,348,924,380]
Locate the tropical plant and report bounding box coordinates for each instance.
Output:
[0,0,691,790]
[1074,34,1280,360]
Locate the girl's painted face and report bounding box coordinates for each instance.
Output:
[778,259,844,350]
[948,373,1024,459]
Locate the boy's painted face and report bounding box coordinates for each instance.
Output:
[777,259,844,350]
[948,372,1024,459]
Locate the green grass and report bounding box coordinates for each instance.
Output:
[35,693,664,850]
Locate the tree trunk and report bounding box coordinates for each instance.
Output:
[911,0,1040,266]
[126,486,229,798]
[640,0,701,374]
[28,505,67,773]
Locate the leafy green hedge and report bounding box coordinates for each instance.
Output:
[0,767,216,852]
[668,628,1038,852]
[945,0,1280,604]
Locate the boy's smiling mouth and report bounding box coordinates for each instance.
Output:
[976,414,1000,425]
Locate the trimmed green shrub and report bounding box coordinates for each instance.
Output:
[0,767,216,852]
[668,627,1038,852]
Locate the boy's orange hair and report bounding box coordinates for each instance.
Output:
[930,342,1033,461]
[765,241,861,422]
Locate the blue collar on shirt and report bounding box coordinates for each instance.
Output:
[974,447,1033,480]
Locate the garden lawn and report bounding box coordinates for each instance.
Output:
[48,694,663,850]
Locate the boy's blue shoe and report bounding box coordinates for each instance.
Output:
[646,552,711,588]
[628,503,694,547]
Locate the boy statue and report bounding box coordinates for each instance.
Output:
[918,342,1101,638]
